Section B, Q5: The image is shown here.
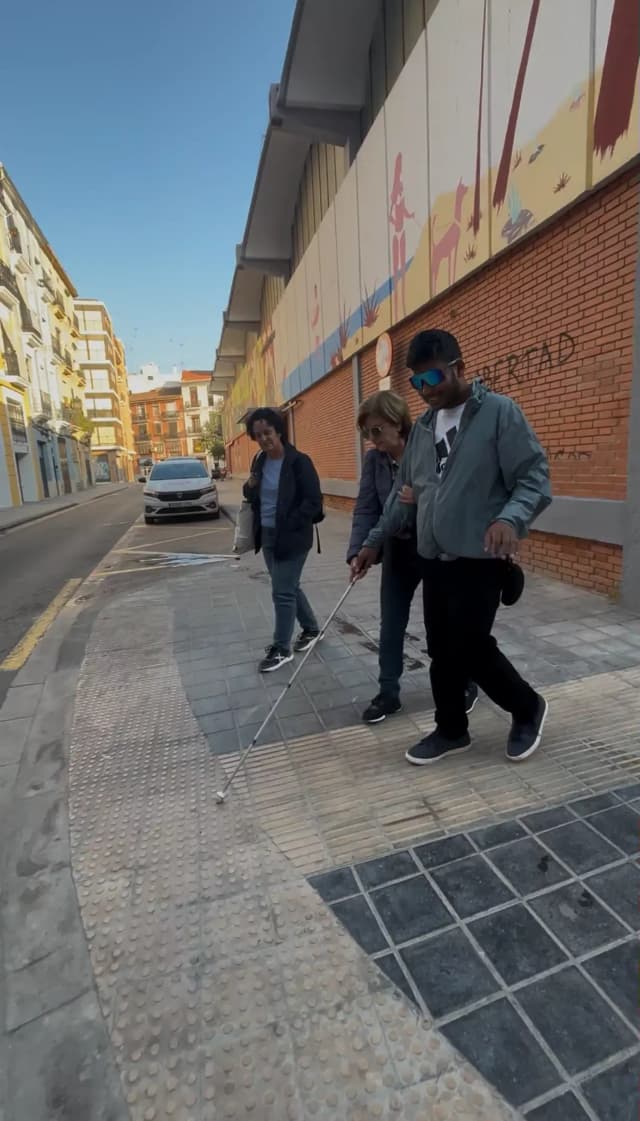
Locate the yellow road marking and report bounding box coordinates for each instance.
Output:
[0,578,82,672]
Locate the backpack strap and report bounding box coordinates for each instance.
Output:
[315,525,322,554]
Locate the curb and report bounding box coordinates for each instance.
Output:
[0,485,131,534]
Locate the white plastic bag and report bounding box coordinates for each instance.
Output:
[233,500,255,555]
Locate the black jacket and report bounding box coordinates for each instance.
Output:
[243,444,323,559]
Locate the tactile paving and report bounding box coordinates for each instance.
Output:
[66,587,536,1120]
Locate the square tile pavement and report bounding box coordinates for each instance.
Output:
[309,787,640,1118]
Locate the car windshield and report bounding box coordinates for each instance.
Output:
[148,461,209,480]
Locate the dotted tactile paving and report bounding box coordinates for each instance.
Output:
[66,587,531,1120]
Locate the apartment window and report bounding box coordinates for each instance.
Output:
[88,370,109,390]
[88,340,107,361]
[96,426,117,445]
[167,420,178,438]
[87,397,114,413]
[83,310,103,331]
[189,386,199,408]
[191,417,201,435]
[7,400,27,442]
[154,422,162,435]
[152,404,160,417]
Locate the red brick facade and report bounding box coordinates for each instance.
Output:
[226,166,638,597]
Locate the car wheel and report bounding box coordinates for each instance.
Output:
[144,516,155,525]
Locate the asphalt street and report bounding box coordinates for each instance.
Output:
[0,487,142,704]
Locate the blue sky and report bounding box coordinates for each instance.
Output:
[3,0,295,373]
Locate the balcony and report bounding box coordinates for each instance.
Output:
[71,313,80,338]
[19,297,42,341]
[0,261,20,308]
[7,401,28,443]
[38,273,55,302]
[40,392,53,419]
[1,325,21,380]
[137,441,152,455]
[53,293,66,320]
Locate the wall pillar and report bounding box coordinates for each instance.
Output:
[621,204,640,611]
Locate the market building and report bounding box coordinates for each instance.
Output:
[213,0,640,605]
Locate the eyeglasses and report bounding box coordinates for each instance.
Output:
[409,360,458,392]
[360,424,387,439]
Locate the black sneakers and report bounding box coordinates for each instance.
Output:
[259,645,294,673]
[294,630,321,653]
[362,694,402,724]
[506,695,548,761]
[465,682,479,714]
[406,730,472,766]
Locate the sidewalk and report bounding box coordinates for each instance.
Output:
[1,497,638,1120]
[0,482,132,533]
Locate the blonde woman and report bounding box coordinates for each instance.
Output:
[348,390,478,723]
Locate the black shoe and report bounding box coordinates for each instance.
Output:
[259,645,294,673]
[506,695,548,761]
[362,694,402,724]
[406,729,471,766]
[465,682,479,714]
[294,630,321,653]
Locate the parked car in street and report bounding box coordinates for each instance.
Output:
[142,458,220,524]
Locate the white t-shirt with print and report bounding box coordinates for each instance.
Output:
[434,404,465,476]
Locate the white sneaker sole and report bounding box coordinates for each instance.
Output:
[465,694,479,715]
[260,654,294,673]
[506,698,548,762]
[364,706,402,725]
[294,635,322,653]
[405,741,472,766]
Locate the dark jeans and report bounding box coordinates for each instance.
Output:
[379,537,423,700]
[262,527,318,653]
[422,557,538,739]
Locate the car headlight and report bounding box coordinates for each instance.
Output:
[201,485,217,495]
[144,489,160,498]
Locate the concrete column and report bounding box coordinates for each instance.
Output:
[621,205,640,611]
[352,354,363,478]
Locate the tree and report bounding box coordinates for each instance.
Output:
[201,416,225,462]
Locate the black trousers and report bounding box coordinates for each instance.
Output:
[422,557,538,739]
[379,537,423,699]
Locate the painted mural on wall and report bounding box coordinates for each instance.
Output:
[222,321,282,444]
[230,0,639,412]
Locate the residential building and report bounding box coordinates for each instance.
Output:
[127,362,173,394]
[0,165,93,507]
[180,369,218,465]
[75,299,136,482]
[213,0,640,604]
[130,385,188,468]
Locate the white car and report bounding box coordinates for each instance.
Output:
[142,458,220,524]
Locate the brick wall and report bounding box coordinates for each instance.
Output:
[291,166,639,596]
[293,362,357,480]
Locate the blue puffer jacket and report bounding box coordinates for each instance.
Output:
[347,449,397,562]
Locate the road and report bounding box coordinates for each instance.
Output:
[0,487,142,704]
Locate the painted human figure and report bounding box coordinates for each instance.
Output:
[389,154,415,321]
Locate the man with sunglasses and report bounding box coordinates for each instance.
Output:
[352,328,551,765]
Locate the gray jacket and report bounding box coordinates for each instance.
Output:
[365,380,551,559]
[347,449,396,561]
